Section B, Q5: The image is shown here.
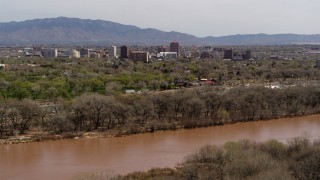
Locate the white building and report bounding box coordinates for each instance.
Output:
[42,49,58,58]
[108,46,117,58]
[157,52,178,60]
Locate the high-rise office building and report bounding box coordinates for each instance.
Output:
[223,49,233,59]
[120,46,129,58]
[245,50,251,60]
[170,41,179,56]
[108,46,117,58]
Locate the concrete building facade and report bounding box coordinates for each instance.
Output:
[42,49,58,58]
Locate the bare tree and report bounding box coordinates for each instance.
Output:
[10,100,42,134]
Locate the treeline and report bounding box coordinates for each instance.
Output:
[1,86,320,137]
[108,137,320,180]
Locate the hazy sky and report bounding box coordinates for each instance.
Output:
[0,0,319,37]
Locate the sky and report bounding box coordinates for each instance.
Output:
[0,0,319,37]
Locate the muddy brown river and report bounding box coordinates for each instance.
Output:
[1,115,320,180]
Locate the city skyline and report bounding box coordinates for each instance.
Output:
[0,0,319,37]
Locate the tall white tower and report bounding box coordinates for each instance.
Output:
[108,46,117,58]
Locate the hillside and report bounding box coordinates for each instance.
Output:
[0,17,320,45]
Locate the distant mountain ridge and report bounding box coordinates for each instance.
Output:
[0,17,319,45]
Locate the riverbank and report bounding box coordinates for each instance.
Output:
[2,85,320,145]
[1,114,319,145]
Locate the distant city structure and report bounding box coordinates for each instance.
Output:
[65,49,81,58]
[200,51,211,59]
[120,46,129,58]
[158,46,167,53]
[108,46,117,58]
[157,52,178,60]
[245,50,251,59]
[223,49,233,59]
[129,51,149,62]
[79,48,90,58]
[223,49,251,60]
[42,49,58,58]
[232,52,243,60]
[170,40,179,57]
[90,51,101,58]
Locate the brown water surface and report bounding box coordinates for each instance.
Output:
[1,115,320,180]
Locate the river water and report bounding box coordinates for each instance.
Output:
[1,115,320,180]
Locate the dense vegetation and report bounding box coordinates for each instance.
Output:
[102,137,320,180]
[1,85,320,139]
[0,55,320,140]
[0,57,319,100]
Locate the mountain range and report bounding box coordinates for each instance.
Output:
[0,17,320,45]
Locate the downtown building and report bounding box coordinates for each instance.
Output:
[64,49,81,58]
[223,49,233,59]
[129,51,149,62]
[170,40,179,57]
[108,46,117,58]
[157,52,178,60]
[79,48,90,58]
[120,46,129,58]
[42,49,58,58]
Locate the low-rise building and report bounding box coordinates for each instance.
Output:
[65,50,81,58]
[157,52,177,60]
[200,51,211,59]
[79,48,90,58]
[42,49,58,58]
[130,51,149,62]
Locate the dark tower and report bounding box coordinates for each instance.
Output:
[223,49,233,59]
[245,50,251,60]
[80,48,89,58]
[170,40,179,56]
[120,46,129,58]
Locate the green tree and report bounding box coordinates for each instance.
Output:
[9,80,31,100]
